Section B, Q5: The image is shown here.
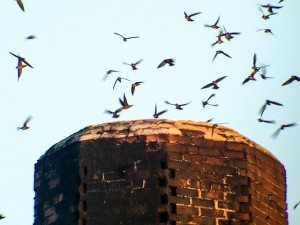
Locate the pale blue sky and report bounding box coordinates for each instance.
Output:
[0,0,299,224]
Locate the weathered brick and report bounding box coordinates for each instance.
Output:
[201,208,215,218]
[192,217,215,225]
[198,147,221,156]
[176,205,198,215]
[192,198,214,208]
[206,156,224,166]
[169,196,190,205]
[177,188,199,198]
[223,150,245,159]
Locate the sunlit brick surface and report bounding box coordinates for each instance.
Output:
[34,120,287,225]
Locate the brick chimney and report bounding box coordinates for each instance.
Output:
[33,119,287,225]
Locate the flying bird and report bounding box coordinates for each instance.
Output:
[260,4,283,13]
[258,118,276,124]
[259,99,283,117]
[114,33,139,42]
[259,7,277,20]
[119,93,133,110]
[272,123,296,138]
[221,26,241,41]
[294,201,300,210]
[123,59,143,70]
[204,16,220,29]
[259,67,274,80]
[211,31,224,47]
[157,58,175,68]
[257,29,274,35]
[17,116,32,130]
[153,104,167,118]
[184,11,201,21]
[202,94,218,108]
[103,70,119,81]
[201,76,227,89]
[282,75,300,86]
[0,214,5,220]
[165,101,190,110]
[212,50,231,62]
[26,35,37,40]
[206,118,214,123]
[113,77,130,90]
[131,81,143,95]
[9,52,33,68]
[16,0,25,12]
[104,108,123,118]
[16,59,27,81]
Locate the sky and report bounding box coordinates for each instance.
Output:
[0,0,299,224]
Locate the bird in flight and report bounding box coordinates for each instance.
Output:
[259,100,283,117]
[16,0,25,12]
[9,52,33,68]
[17,116,32,130]
[272,123,296,138]
[165,101,190,110]
[260,4,283,14]
[204,16,220,29]
[184,11,201,21]
[114,33,139,42]
[131,81,143,95]
[113,77,130,90]
[259,67,273,80]
[221,26,241,41]
[212,50,231,62]
[257,29,274,35]
[0,214,5,220]
[201,76,227,89]
[123,59,143,70]
[16,59,27,81]
[119,93,133,110]
[104,108,123,118]
[103,70,119,81]
[294,201,300,210]
[157,58,175,68]
[25,35,37,40]
[202,94,218,108]
[153,104,167,118]
[282,75,300,86]
[259,7,277,20]
[211,31,224,47]
[258,118,276,124]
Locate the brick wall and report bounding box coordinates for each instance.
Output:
[34,120,287,225]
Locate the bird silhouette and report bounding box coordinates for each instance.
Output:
[0,214,5,220]
[123,59,143,70]
[157,58,175,68]
[131,81,143,95]
[259,100,283,117]
[16,59,27,81]
[184,11,201,21]
[114,33,139,42]
[212,50,231,62]
[113,77,130,90]
[202,94,218,108]
[153,104,167,118]
[104,108,123,118]
[211,31,224,47]
[260,4,283,13]
[165,101,190,110]
[258,118,276,124]
[9,52,33,68]
[204,16,220,29]
[282,75,300,86]
[259,7,277,20]
[257,29,274,35]
[119,93,133,110]
[103,70,119,81]
[272,123,297,138]
[206,118,214,123]
[221,26,241,41]
[17,116,32,130]
[16,0,25,12]
[201,76,227,89]
[26,35,37,40]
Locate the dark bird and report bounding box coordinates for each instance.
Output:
[0,214,5,220]
[123,59,143,70]
[9,52,33,68]
[16,59,27,81]
[259,99,283,116]
[242,73,257,85]
[221,26,241,41]
[153,104,167,118]
[282,75,300,86]
[104,108,123,118]
[165,101,190,110]
[259,67,274,80]
[211,31,224,47]
[243,54,270,84]
[260,4,283,13]
[119,93,133,110]
[202,94,218,108]
[114,33,139,42]
[294,201,300,210]
[206,118,214,123]
[157,58,175,68]
[257,28,274,35]
[204,16,220,29]
[103,69,119,81]
[259,7,277,20]
[201,76,227,89]
[212,50,231,62]
[113,77,130,89]
[131,81,143,95]
[272,123,297,138]
[17,116,32,130]
[26,35,37,40]
[16,0,25,12]
[184,11,201,21]
[258,118,276,124]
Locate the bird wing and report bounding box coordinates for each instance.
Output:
[214,16,220,25]
[9,52,21,59]
[215,76,227,83]
[119,96,125,106]
[23,116,32,126]
[207,94,216,101]
[253,53,257,67]
[115,107,123,114]
[165,101,174,106]
[283,123,296,128]
[131,84,136,95]
[271,127,281,138]
[127,36,140,39]
[282,77,294,86]
[221,51,231,58]
[190,12,201,17]
[268,100,283,106]
[123,62,131,66]
[120,77,130,81]
[113,78,119,89]
[242,77,250,85]
[259,103,267,116]
[154,104,157,115]
[123,93,128,104]
[295,76,300,81]
[204,24,211,28]
[157,109,167,116]
[179,102,191,107]
[135,59,143,65]
[272,5,283,9]
[212,53,218,62]
[114,32,125,38]
[294,201,300,210]
[17,0,25,12]
[157,60,166,68]
[22,58,33,68]
[104,109,113,114]
[259,7,264,14]
[201,82,213,89]
[184,11,188,17]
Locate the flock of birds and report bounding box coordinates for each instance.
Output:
[3,0,299,220]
